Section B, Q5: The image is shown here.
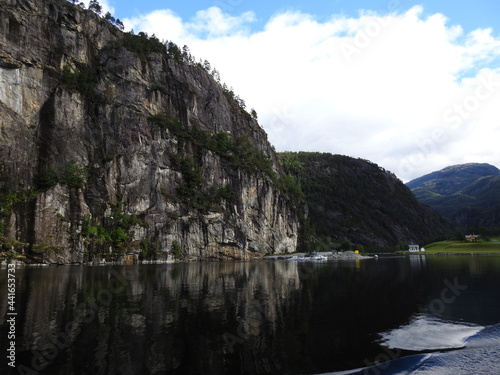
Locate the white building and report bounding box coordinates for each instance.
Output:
[408,244,420,252]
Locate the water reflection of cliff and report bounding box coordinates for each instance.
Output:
[3,261,304,375]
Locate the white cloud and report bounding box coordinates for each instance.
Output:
[187,7,256,37]
[124,10,186,41]
[124,6,500,181]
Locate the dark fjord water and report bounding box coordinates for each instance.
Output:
[1,255,500,375]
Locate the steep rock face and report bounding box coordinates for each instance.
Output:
[0,0,300,262]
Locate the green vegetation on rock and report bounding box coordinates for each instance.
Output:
[148,113,275,178]
[61,63,100,100]
[81,204,145,254]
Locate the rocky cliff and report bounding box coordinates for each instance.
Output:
[0,0,300,263]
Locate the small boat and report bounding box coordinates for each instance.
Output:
[311,255,328,261]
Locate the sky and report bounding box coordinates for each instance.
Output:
[95,0,500,182]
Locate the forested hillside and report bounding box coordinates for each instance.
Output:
[279,152,450,251]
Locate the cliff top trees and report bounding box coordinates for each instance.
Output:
[88,0,101,15]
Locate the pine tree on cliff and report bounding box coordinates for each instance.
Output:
[116,19,124,31]
[88,0,102,15]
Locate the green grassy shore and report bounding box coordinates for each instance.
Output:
[410,239,500,254]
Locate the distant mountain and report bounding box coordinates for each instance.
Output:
[279,152,449,251]
[406,163,500,229]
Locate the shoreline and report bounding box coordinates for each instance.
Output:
[265,250,372,261]
[3,251,500,267]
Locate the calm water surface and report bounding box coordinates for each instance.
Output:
[1,255,500,374]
